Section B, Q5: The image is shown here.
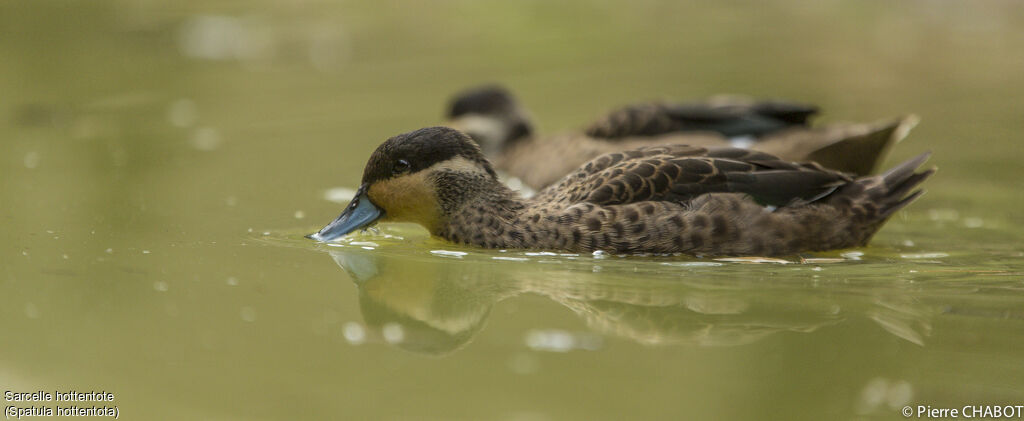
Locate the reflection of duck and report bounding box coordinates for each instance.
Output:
[329,249,512,355]
[309,127,934,255]
[445,85,918,189]
[326,246,847,355]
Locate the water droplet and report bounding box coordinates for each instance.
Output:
[24,152,40,169]
[660,261,723,267]
[431,250,467,258]
[105,248,114,254]
[840,251,863,260]
[381,323,405,344]
[240,306,257,322]
[525,329,575,352]
[167,99,198,128]
[900,253,948,259]
[493,256,529,262]
[190,127,222,151]
[342,322,366,345]
[715,257,792,264]
[294,210,306,219]
[24,303,40,319]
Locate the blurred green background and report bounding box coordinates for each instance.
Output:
[2,0,1023,420]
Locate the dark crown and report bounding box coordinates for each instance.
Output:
[361,127,496,184]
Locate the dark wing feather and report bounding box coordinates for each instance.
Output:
[532,144,709,202]
[584,100,819,139]
[537,145,853,208]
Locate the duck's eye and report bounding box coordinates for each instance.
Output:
[393,159,410,175]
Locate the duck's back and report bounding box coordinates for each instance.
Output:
[516,146,931,255]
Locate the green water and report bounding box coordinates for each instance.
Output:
[3,0,1023,419]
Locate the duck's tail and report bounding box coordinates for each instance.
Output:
[831,151,936,245]
[757,115,919,176]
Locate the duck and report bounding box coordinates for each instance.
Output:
[309,126,934,256]
[445,85,919,190]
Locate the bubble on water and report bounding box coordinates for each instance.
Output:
[240,306,257,322]
[493,256,529,262]
[262,232,270,236]
[293,210,306,219]
[381,323,405,344]
[105,248,113,254]
[142,250,151,254]
[342,322,366,345]
[153,281,169,292]
[431,250,467,258]
[858,377,889,413]
[22,251,29,257]
[526,330,572,352]
[716,257,792,264]
[24,152,40,169]
[226,277,239,286]
[167,99,198,127]
[887,380,913,409]
[24,303,39,319]
[191,127,222,151]
[525,329,602,352]
[856,377,914,415]
[840,251,863,260]
[900,253,948,259]
[660,262,724,267]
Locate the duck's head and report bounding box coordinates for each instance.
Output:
[445,85,533,156]
[309,127,498,242]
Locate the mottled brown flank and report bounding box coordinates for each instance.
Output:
[428,140,933,256]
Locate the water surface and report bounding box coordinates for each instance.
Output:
[2,1,1023,419]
